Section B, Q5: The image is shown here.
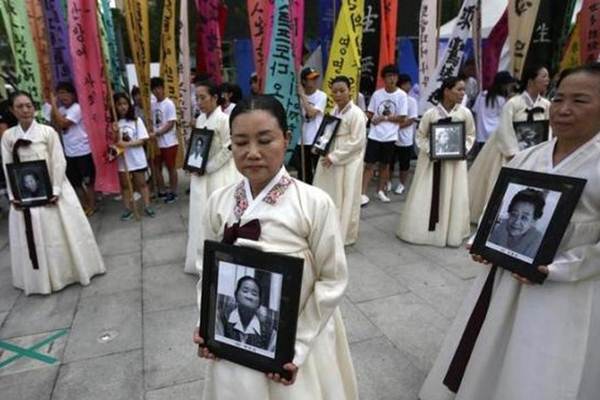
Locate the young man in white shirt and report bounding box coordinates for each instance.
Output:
[391,74,418,195]
[50,81,97,215]
[295,67,327,184]
[150,77,179,204]
[362,65,408,204]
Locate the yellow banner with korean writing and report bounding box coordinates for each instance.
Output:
[322,0,364,111]
[508,0,541,79]
[560,17,582,71]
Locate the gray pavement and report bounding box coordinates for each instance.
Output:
[0,176,482,400]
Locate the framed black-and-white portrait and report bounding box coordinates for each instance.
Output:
[6,160,52,207]
[513,120,549,151]
[311,115,341,156]
[471,168,586,283]
[199,240,303,378]
[429,121,466,160]
[184,128,213,174]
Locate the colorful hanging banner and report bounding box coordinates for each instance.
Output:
[376,0,398,88]
[67,0,118,193]
[197,0,224,84]
[247,0,274,92]
[179,0,192,133]
[482,9,508,90]
[0,0,43,105]
[359,0,382,98]
[418,0,439,113]
[560,17,582,70]
[124,0,151,126]
[319,0,341,68]
[579,0,600,63]
[41,0,72,85]
[265,0,301,164]
[99,0,124,91]
[550,0,578,72]
[160,0,184,167]
[290,0,305,70]
[26,0,53,102]
[322,0,365,110]
[508,0,541,79]
[420,0,479,110]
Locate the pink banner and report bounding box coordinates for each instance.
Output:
[196,0,223,84]
[290,0,304,70]
[67,0,118,193]
[579,0,600,63]
[247,0,274,92]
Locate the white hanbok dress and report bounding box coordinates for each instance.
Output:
[420,133,600,400]
[469,92,550,223]
[1,122,105,295]
[396,104,475,247]
[185,107,239,274]
[198,167,358,400]
[313,101,367,246]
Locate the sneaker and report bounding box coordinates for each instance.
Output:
[120,210,134,221]
[85,207,98,217]
[144,207,156,218]
[360,194,370,207]
[164,193,177,204]
[133,192,142,201]
[394,183,405,195]
[377,190,391,203]
[157,191,168,198]
[386,181,392,192]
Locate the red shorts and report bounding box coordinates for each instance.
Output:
[157,145,178,169]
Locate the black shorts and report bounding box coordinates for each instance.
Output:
[394,145,413,172]
[66,153,96,188]
[364,139,396,165]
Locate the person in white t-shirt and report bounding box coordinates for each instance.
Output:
[362,65,408,205]
[112,92,155,221]
[50,81,97,216]
[150,77,179,204]
[391,74,418,195]
[293,67,328,184]
[219,82,242,115]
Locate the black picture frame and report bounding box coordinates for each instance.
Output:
[199,240,304,379]
[184,128,213,175]
[429,121,467,160]
[6,160,53,207]
[471,167,586,283]
[311,114,341,156]
[513,120,550,151]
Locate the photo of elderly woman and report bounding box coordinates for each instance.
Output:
[214,262,281,358]
[19,170,46,200]
[486,185,560,263]
[433,124,463,156]
[188,136,205,169]
[514,121,549,151]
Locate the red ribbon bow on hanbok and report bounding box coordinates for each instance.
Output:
[222,219,261,245]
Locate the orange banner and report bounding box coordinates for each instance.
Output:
[26,0,52,102]
[376,0,398,88]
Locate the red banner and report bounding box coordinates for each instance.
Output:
[67,0,118,193]
[247,0,274,92]
[290,0,305,70]
[482,9,508,90]
[377,0,398,88]
[579,0,600,63]
[195,0,223,84]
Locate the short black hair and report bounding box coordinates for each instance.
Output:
[229,94,288,134]
[150,77,165,90]
[397,74,412,86]
[508,188,546,220]
[234,276,262,305]
[56,81,76,94]
[380,64,398,78]
[195,80,220,97]
[130,86,140,97]
[331,75,351,89]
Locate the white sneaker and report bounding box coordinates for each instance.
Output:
[394,183,405,195]
[386,181,392,192]
[377,190,391,203]
[361,194,370,206]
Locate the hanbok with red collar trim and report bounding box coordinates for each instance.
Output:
[421,133,600,400]
[1,122,105,295]
[198,167,358,400]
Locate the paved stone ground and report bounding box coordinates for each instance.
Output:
[0,174,482,400]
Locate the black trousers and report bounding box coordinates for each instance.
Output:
[291,145,319,184]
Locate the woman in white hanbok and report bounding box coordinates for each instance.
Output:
[313,76,367,246]
[185,81,239,274]
[192,95,358,400]
[469,66,551,223]
[396,77,475,247]
[420,64,600,400]
[1,91,105,295]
